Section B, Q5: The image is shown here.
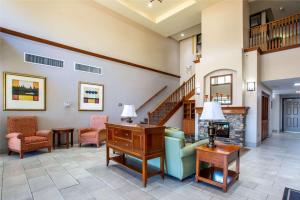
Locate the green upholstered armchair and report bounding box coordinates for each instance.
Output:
[147,128,208,180]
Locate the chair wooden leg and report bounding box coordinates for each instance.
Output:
[79,143,82,147]
[8,150,12,155]
[20,152,24,159]
[48,147,51,152]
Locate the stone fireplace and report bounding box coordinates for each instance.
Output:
[196,107,249,147]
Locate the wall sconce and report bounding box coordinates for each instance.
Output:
[247,82,256,91]
[185,65,192,72]
[64,101,72,108]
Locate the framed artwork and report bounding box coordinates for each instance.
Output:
[78,82,104,111]
[3,72,46,111]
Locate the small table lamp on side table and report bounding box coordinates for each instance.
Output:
[200,102,225,148]
[121,105,137,123]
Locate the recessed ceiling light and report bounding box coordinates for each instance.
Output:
[148,2,153,8]
[294,83,300,86]
[180,33,185,37]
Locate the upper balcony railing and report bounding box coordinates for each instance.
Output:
[249,13,300,53]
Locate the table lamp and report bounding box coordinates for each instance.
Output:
[200,102,225,148]
[121,105,137,123]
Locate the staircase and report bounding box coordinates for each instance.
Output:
[147,74,195,125]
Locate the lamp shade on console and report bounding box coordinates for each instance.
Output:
[121,105,137,123]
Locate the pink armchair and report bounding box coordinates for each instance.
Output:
[6,116,52,159]
[78,115,108,147]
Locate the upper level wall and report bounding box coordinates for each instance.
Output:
[180,37,195,84]
[260,47,300,81]
[0,0,179,75]
[196,0,248,107]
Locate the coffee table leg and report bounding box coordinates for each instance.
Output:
[236,150,240,180]
[106,146,110,166]
[71,130,73,147]
[53,132,56,149]
[66,132,70,149]
[142,158,148,187]
[58,133,61,147]
[223,158,228,192]
[195,152,200,182]
[160,155,164,179]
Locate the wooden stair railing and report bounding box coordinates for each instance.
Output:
[136,85,167,112]
[248,13,300,53]
[148,75,195,125]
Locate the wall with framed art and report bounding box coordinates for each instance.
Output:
[3,72,46,111]
[0,33,179,152]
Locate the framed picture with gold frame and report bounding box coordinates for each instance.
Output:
[3,72,46,111]
[78,82,104,111]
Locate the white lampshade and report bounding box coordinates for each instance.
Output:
[200,102,225,121]
[121,105,137,118]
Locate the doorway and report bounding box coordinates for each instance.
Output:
[283,98,300,133]
[261,93,269,141]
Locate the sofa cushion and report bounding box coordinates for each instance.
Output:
[24,136,47,144]
[165,128,185,140]
[81,131,97,138]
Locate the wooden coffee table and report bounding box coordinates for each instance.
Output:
[195,142,240,192]
[52,128,74,149]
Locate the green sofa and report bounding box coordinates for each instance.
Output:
[128,128,208,180]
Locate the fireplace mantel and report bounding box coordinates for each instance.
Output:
[196,107,249,115]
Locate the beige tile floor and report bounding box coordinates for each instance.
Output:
[1,132,300,200]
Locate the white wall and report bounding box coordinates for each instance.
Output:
[260,48,300,81]
[243,50,259,146]
[165,107,183,129]
[180,37,195,84]
[0,0,179,75]
[195,0,246,107]
[0,33,179,152]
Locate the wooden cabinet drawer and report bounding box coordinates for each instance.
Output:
[114,137,132,150]
[114,129,132,140]
[198,151,224,166]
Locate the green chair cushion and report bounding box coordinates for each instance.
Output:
[165,128,185,140]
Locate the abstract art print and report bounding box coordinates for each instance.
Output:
[78,82,104,111]
[4,72,46,110]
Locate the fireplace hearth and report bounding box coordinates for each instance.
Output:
[214,122,230,138]
[197,107,249,147]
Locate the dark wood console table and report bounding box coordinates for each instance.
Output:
[195,142,240,192]
[52,128,74,149]
[105,123,165,187]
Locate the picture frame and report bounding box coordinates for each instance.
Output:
[3,72,46,111]
[78,82,104,111]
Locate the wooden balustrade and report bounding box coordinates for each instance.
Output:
[148,74,195,125]
[249,13,300,52]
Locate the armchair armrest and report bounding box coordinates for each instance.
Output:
[78,128,96,135]
[6,132,23,139]
[180,139,208,158]
[36,130,52,137]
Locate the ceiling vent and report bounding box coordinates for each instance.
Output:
[24,53,64,68]
[74,63,102,75]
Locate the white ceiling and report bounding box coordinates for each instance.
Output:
[263,78,300,95]
[93,0,221,37]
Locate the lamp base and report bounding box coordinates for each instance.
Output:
[207,123,216,148]
[127,118,133,123]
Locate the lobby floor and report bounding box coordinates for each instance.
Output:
[1,132,300,200]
